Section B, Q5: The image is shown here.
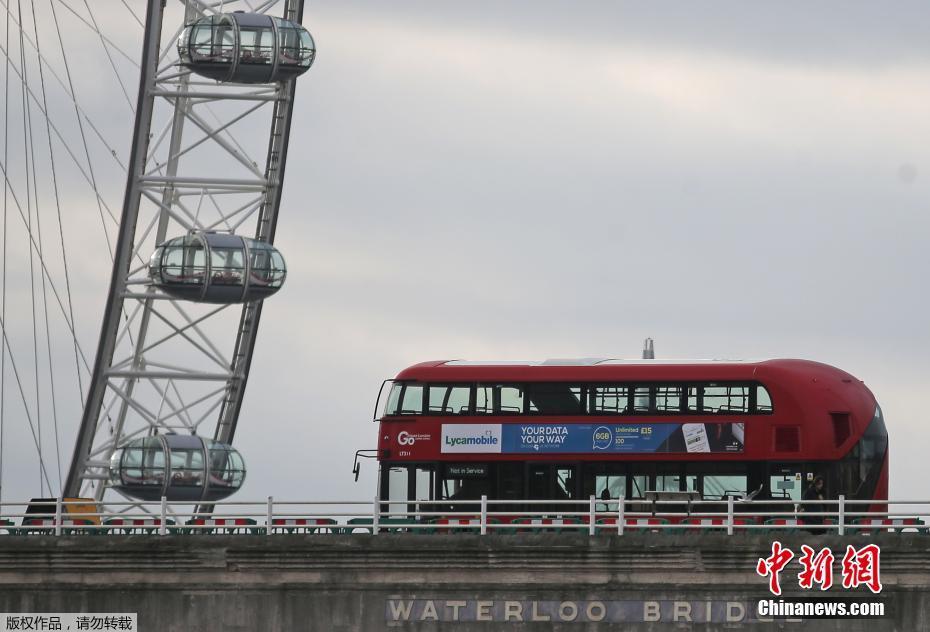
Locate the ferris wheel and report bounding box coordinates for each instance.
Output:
[0,0,315,506]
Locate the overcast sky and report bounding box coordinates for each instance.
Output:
[0,1,928,506]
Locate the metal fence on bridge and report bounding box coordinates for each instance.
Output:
[0,497,926,536]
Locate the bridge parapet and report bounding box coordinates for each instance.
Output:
[0,534,928,630]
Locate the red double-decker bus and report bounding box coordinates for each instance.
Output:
[370,359,887,514]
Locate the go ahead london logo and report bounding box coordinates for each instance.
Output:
[756,541,882,595]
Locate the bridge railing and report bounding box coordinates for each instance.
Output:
[0,497,926,535]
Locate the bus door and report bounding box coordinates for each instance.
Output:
[496,462,524,513]
[380,463,436,518]
[527,464,577,514]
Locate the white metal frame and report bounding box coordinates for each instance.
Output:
[64,0,306,505]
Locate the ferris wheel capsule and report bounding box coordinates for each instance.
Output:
[178,12,316,84]
[108,434,246,503]
[149,232,286,304]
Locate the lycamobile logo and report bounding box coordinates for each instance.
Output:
[445,435,499,446]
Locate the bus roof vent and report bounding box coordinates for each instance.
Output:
[773,426,800,453]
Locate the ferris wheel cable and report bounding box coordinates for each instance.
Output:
[0,0,9,505]
[0,316,55,494]
[0,160,96,379]
[5,21,148,370]
[0,2,127,170]
[118,0,144,29]
[0,43,125,231]
[29,0,67,491]
[0,47,126,174]
[79,0,135,114]
[46,0,117,262]
[17,0,48,496]
[47,0,139,68]
[32,0,84,410]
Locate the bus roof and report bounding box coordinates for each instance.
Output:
[394,358,867,388]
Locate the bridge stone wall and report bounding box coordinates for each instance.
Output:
[0,533,927,631]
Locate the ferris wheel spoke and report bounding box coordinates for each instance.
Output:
[0,318,55,493]
[118,0,144,29]
[49,0,139,67]
[0,41,123,220]
[0,161,95,377]
[0,2,128,170]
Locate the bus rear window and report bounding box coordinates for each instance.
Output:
[756,385,773,413]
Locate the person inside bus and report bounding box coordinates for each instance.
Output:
[446,479,486,513]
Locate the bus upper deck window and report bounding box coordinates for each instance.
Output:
[384,383,403,415]
[687,386,700,413]
[428,385,470,414]
[476,385,524,414]
[499,386,524,413]
[527,384,582,415]
[590,385,630,414]
[397,384,424,415]
[703,384,749,414]
[632,386,651,413]
[655,385,683,413]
